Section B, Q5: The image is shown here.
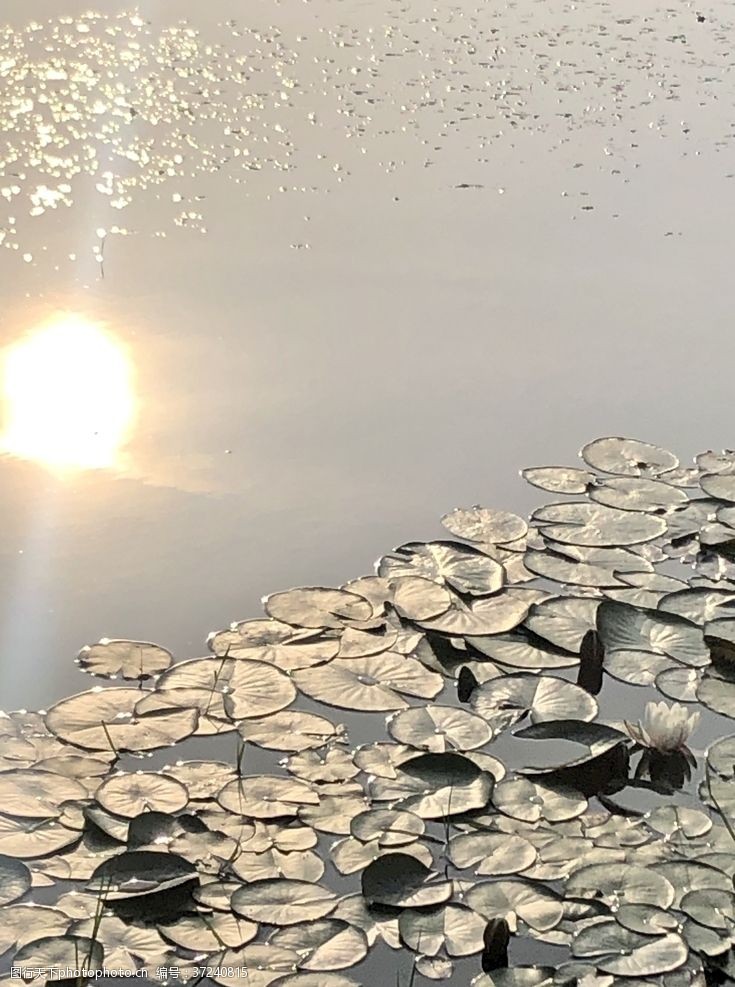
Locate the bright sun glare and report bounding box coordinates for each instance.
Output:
[0,316,136,471]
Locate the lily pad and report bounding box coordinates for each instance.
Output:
[350,808,425,847]
[418,589,548,637]
[379,540,505,596]
[13,936,104,980]
[269,920,368,971]
[292,653,442,711]
[580,437,678,478]
[533,502,667,547]
[387,704,492,752]
[232,879,336,925]
[522,467,594,495]
[589,477,687,513]
[571,922,687,977]
[0,769,88,818]
[399,903,486,956]
[264,587,376,629]
[441,508,528,545]
[218,775,319,818]
[88,850,197,899]
[238,711,344,753]
[0,854,31,905]
[700,473,735,503]
[471,674,598,732]
[390,576,453,621]
[466,880,564,932]
[95,771,189,817]
[208,619,339,669]
[45,688,198,753]
[361,852,451,908]
[597,601,708,666]
[565,863,675,907]
[76,639,173,680]
[524,596,600,652]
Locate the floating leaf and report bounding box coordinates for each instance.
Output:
[513,719,627,768]
[0,855,31,905]
[293,653,442,711]
[88,850,197,899]
[330,836,432,875]
[472,969,554,987]
[264,587,376,629]
[589,477,687,513]
[565,863,675,907]
[533,502,667,547]
[680,888,735,930]
[76,639,173,680]
[238,711,344,753]
[605,650,679,686]
[524,596,600,652]
[350,808,424,847]
[580,437,678,478]
[373,751,494,819]
[361,852,451,908]
[571,921,687,977]
[160,912,258,951]
[524,549,630,588]
[161,760,236,800]
[700,473,735,503]
[646,806,712,840]
[441,508,528,545]
[522,467,594,495]
[0,769,88,819]
[707,735,735,778]
[379,540,505,596]
[232,880,336,925]
[390,576,453,621]
[13,936,104,981]
[209,619,339,669]
[218,776,319,819]
[95,771,189,817]
[698,676,735,719]
[287,749,358,784]
[387,704,492,752]
[493,778,587,823]
[597,601,708,666]
[469,633,578,671]
[46,688,198,753]
[271,975,361,987]
[419,589,548,637]
[655,666,702,702]
[210,945,299,987]
[471,674,598,732]
[615,903,679,935]
[158,657,296,720]
[269,920,368,971]
[0,904,70,954]
[651,861,732,908]
[448,832,537,875]
[466,880,563,932]
[399,903,485,956]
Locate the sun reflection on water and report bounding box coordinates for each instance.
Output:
[0,316,136,472]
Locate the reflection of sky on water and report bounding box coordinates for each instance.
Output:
[0,0,734,715]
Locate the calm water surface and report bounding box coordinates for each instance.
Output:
[0,0,733,707]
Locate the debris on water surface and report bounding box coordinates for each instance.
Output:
[4,436,735,984]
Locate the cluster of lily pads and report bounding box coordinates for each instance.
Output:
[5,437,735,986]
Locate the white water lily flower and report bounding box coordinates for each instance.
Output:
[624,701,699,753]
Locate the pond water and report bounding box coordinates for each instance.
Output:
[2,1,735,985]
